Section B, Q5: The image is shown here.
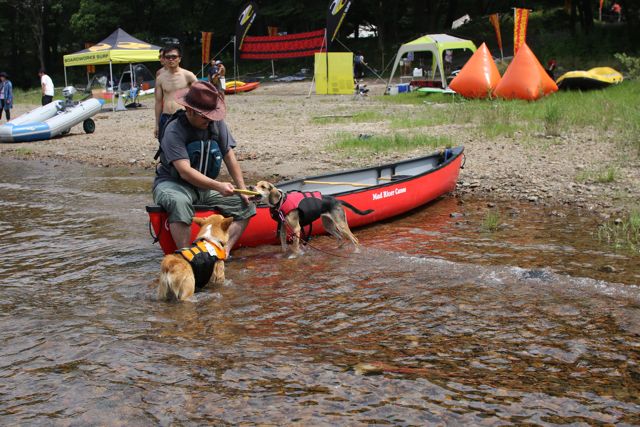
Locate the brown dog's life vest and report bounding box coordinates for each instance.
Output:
[177,239,226,290]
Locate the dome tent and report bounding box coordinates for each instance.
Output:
[385,34,476,93]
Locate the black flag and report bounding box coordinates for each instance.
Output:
[326,0,352,44]
[236,2,258,54]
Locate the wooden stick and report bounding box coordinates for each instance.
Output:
[233,188,261,196]
[303,180,371,188]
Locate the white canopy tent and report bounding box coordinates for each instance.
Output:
[385,34,476,92]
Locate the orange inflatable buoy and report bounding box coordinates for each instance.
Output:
[493,43,558,100]
[449,43,501,99]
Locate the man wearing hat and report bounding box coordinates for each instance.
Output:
[152,81,255,256]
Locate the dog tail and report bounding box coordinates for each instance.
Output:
[338,200,374,216]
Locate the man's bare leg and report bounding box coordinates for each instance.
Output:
[169,222,192,249]
[226,219,249,257]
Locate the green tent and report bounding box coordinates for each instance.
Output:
[385,34,476,92]
[63,28,160,88]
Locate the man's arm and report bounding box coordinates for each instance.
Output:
[41,79,46,95]
[223,149,250,204]
[154,76,164,137]
[172,159,235,196]
[186,70,197,87]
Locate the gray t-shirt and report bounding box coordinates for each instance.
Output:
[153,112,237,189]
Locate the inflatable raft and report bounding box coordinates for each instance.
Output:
[556,67,623,91]
[225,80,260,95]
[0,91,103,143]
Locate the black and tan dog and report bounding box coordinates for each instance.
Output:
[158,214,233,301]
[251,181,373,256]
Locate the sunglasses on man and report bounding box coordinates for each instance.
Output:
[164,54,180,60]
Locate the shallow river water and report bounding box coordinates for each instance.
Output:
[1,159,639,425]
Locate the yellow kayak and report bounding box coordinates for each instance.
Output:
[556,67,623,90]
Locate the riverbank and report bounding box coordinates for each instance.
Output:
[1,80,638,219]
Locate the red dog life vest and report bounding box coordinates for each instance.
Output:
[273,191,323,226]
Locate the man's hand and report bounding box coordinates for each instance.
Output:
[215,181,235,196]
[154,126,159,138]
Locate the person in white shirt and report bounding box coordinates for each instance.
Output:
[38,69,54,105]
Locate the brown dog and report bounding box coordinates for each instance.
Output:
[158,214,233,301]
[251,181,373,256]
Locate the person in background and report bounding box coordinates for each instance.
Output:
[611,2,622,22]
[38,69,54,106]
[354,52,366,80]
[154,46,197,139]
[208,58,220,90]
[216,60,226,93]
[0,72,13,122]
[404,51,414,76]
[156,48,167,77]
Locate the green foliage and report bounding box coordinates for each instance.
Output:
[597,210,640,253]
[481,210,501,232]
[614,53,640,79]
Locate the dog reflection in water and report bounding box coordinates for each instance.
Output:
[158,214,233,301]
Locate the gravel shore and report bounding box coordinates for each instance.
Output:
[1,80,638,219]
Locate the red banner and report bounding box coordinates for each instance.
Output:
[489,14,503,58]
[240,29,326,60]
[513,8,530,55]
[202,31,212,64]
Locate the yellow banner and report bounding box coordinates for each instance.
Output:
[489,14,503,57]
[315,52,353,95]
[202,32,212,64]
[513,8,530,55]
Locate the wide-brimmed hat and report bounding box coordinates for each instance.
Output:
[175,81,226,121]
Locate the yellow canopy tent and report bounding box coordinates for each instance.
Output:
[63,28,160,106]
[385,34,476,92]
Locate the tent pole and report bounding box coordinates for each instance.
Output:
[64,66,68,87]
[233,36,237,91]
[109,61,115,110]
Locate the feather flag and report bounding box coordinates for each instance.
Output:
[326,0,352,44]
[201,32,212,64]
[489,14,503,60]
[236,2,258,54]
[513,8,530,56]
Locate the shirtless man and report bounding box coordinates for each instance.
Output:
[154,46,197,139]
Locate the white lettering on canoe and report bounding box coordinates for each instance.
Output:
[372,187,406,200]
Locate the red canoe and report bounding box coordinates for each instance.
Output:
[147,146,464,254]
[224,81,260,95]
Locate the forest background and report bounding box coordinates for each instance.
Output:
[0,0,638,89]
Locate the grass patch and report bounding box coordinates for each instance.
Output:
[312,110,384,124]
[376,80,640,151]
[332,133,451,153]
[596,210,640,253]
[481,210,501,232]
[575,165,619,183]
[13,148,34,156]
